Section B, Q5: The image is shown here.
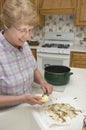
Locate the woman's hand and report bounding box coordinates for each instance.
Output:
[34,69,53,96]
[22,94,44,105]
[40,80,53,96]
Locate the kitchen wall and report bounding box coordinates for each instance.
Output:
[31,14,86,45]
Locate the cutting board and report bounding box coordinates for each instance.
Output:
[31,96,86,129]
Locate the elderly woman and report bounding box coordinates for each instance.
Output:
[0,0,53,109]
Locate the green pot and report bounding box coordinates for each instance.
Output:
[44,65,73,85]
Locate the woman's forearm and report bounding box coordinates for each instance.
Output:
[34,68,47,84]
[0,95,25,106]
[34,68,53,95]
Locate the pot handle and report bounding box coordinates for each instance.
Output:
[64,72,73,76]
[44,64,51,68]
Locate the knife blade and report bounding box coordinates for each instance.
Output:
[42,91,47,97]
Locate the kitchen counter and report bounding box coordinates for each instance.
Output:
[30,44,86,52]
[71,45,86,52]
[0,104,42,130]
[30,45,38,49]
[32,67,86,130]
[0,68,86,130]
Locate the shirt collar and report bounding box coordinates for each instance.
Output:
[0,30,24,53]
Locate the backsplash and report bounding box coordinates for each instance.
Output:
[31,14,86,45]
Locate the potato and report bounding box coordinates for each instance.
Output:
[36,94,49,103]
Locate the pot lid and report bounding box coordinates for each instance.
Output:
[45,65,70,73]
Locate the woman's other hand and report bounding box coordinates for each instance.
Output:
[40,80,53,96]
[34,69,53,96]
[22,94,44,105]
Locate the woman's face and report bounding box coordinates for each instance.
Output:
[4,24,34,48]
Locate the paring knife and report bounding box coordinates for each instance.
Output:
[42,91,47,97]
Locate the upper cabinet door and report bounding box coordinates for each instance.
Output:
[39,0,75,15]
[0,0,5,13]
[75,0,86,26]
[31,0,45,26]
[0,0,5,27]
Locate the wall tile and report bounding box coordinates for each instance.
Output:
[30,15,86,45]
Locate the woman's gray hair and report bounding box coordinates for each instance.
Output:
[0,0,39,28]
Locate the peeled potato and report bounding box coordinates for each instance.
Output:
[36,94,49,103]
[40,95,49,102]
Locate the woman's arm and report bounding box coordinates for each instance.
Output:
[34,68,46,84]
[34,68,53,95]
[0,94,43,107]
[0,95,24,106]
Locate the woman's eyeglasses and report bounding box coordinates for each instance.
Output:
[13,25,34,35]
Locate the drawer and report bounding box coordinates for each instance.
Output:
[71,61,86,68]
[71,52,86,61]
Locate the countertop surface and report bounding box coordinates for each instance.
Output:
[30,45,38,49]
[71,45,86,52]
[29,44,86,52]
[31,67,86,130]
[0,68,86,130]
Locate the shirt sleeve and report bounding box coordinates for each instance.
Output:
[24,42,38,70]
